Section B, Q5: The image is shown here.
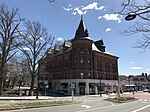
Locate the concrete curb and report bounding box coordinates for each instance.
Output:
[0,99,53,100]
[105,98,137,103]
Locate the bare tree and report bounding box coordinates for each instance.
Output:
[18,20,54,95]
[19,57,31,87]
[5,57,22,89]
[0,4,21,95]
[119,0,150,51]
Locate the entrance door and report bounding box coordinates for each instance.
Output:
[79,87,85,95]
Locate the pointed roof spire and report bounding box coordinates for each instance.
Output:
[74,16,89,39]
[81,14,83,20]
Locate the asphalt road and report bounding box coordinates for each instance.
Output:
[0,93,150,112]
[3,95,150,112]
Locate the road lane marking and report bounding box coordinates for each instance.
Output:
[131,104,150,112]
[81,105,91,109]
[76,100,140,112]
[107,101,115,106]
[76,105,115,112]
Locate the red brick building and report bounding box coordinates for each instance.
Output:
[45,18,119,95]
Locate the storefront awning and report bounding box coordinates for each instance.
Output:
[135,83,143,86]
[61,83,68,86]
[124,84,135,87]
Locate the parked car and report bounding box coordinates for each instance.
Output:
[143,89,150,92]
[55,90,68,96]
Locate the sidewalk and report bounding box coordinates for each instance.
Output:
[0,93,117,100]
[0,96,55,100]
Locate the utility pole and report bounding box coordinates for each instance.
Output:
[99,74,102,97]
[36,67,40,99]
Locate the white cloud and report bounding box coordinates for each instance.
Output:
[129,62,133,64]
[57,37,64,42]
[63,7,73,11]
[72,12,77,15]
[73,7,87,15]
[130,66,143,70]
[82,2,105,11]
[102,14,122,23]
[63,2,105,16]
[98,16,102,19]
[106,28,111,32]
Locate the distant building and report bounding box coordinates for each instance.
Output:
[119,74,150,92]
[44,18,119,95]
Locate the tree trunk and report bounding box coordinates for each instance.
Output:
[29,74,35,96]
[6,77,11,88]
[3,77,6,88]
[0,68,4,95]
[0,76,3,95]
[11,77,17,89]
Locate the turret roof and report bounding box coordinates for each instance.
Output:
[74,17,89,40]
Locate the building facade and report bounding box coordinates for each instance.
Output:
[45,18,119,95]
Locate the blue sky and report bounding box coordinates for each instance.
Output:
[0,0,149,76]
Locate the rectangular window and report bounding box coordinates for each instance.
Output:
[89,73,91,79]
[80,48,84,54]
[106,74,110,80]
[80,58,84,64]
[105,63,110,72]
[88,59,90,64]
[80,72,84,79]
[100,62,102,71]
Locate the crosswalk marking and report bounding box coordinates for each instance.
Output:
[81,105,91,109]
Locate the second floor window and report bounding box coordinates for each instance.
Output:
[105,63,110,72]
[89,73,91,78]
[80,72,84,79]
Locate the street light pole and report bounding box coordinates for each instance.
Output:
[36,66,40,99]
[99,73,102,97]
[128,75,131,92]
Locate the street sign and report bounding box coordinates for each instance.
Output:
[44,80,48,85]
[71,83,75,89]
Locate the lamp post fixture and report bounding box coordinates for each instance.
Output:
[99,73,102,97]
[125,13,136,21]
[125,10,150,21]
[36,63,41,99]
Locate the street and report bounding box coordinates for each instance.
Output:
[2,92,150,112]
[5,98,150,112]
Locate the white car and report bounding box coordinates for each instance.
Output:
[143,89,150,92]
